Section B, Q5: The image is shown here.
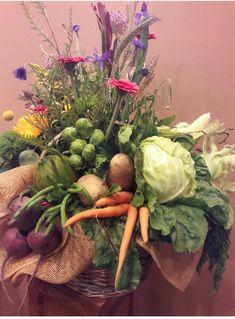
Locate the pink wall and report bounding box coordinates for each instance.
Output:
[0,1,235,315]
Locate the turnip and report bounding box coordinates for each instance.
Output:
[8,196,42,232]
[27,225,61,256]
[77,174,109,205]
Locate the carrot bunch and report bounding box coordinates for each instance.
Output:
[64,191,133,227]
[63,191,150,289]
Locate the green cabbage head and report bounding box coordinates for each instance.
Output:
[133,136,197,210]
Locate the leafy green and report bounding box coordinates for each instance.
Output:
[150,203,208,253]
[0,131,36,172]
[193,154,211,181]
[80,218,142,291]
[197,223,231,293]
[157,114,176,127]
[178,179,234,229]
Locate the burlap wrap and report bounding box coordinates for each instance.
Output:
[0,166,201,291]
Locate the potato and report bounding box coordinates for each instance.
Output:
[106,153,134,191]
[77,174,108,205]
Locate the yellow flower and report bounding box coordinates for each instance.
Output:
[3,110,14,121]
[14,114,48,138]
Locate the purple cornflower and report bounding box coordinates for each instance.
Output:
[72,24,80,33]
[132,38,145,50]
[85,49,110,69]
[110,11,128,35]
[140,68,150,77]
[13,66,27,80]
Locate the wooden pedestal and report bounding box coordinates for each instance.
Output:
[27,278,134,316]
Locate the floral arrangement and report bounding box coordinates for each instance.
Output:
[0,1,234,297]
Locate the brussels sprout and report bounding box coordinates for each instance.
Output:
[82,144,96,161]
[70,139,87,155]
[75,118,93,139]
[90,129,105,146]
[69,154,84,169]
[62,127,78,142]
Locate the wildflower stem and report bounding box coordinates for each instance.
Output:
[34,2,61,57]
[105,93,125,141]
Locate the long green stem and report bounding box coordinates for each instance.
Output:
[105,94,125,141]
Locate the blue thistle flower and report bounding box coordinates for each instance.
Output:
[13,66,27,80]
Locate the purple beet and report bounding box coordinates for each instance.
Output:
[2,228,32,258]
[27,225,61,256]
[8,196,42,232]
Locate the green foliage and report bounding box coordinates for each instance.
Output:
[80,218,142,290]
[197,224,231,293]
[0,131,37,172]
[178,179,234,230]
[150,203,208,253]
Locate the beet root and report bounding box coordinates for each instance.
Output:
[2,228,32,258]
[27,225,61,256]
[8,196,42,232]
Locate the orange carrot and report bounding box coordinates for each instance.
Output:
[63,203,130,227]
[95,191,133,208]
[114,205,138,289]
[139,206,149,243]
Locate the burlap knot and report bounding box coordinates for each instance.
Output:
[0,166,201,291]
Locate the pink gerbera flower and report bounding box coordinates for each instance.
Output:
[107,78,139,96]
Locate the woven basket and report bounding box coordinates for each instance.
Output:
[66,248,152,298]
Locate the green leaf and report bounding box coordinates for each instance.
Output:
[169,204,208,253]
[101,183,122,198]
[193,154,211,181]
[81,219,142,291]
[178,179,234,229]
[118,124,136,157]
[158,114,176,126]
[150,204,176,236]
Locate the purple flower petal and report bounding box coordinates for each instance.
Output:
[141,2,148,12]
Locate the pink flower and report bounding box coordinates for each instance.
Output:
[58,56,85,72]
[34,104,48,114]
[107,78,139,96]
[58,56,85,64]
[136,33,156,40]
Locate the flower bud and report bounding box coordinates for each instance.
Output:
[3,110,14,121]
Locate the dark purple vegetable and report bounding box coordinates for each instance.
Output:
[8,196,42,232]
[2,228,32,258]
[27,225,61,256]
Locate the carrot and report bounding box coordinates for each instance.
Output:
[114,205,138,289]
[95,191,133,208]
[139,206,149,243]
[63,203,130,227]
